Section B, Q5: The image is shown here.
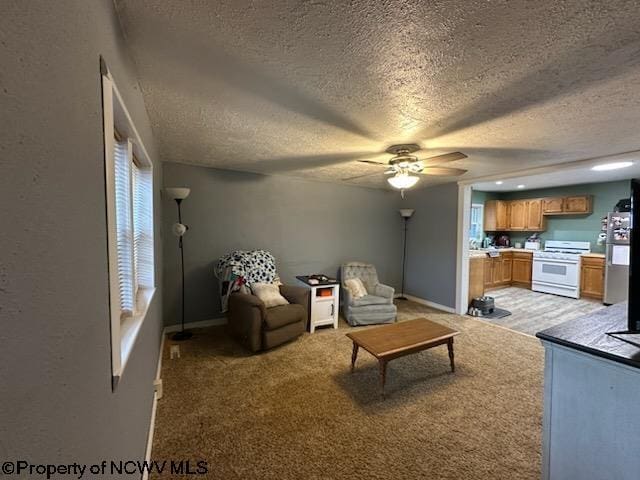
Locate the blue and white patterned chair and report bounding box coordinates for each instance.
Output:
[341,262,397,326]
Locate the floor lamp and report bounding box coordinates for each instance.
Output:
[398,208,415,300]
[165,187,193,341]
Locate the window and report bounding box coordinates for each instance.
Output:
[469,203,484,243]
[102,69,155,386]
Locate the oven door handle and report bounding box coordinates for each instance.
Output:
[533,258,579,265]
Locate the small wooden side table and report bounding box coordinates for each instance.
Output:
[296,276,340,333]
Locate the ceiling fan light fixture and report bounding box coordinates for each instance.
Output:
[388,172,419,189]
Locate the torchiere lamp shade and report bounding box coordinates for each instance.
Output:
[164,187,191,200]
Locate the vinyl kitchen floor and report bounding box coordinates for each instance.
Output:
[478,287,606,336]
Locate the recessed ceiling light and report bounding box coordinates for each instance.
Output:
[517,184,525,189]
[495,181,503,185]
[591,161,633,171]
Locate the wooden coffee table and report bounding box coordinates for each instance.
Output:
[346,318,460,395]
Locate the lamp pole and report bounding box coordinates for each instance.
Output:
[172,198,192,341]
[398,209,415,300]
[164,187,193,341]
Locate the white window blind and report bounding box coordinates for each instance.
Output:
[113,139,154,319]
[114,140,135,316]
[133,163,154,291]
[469,204,484,242]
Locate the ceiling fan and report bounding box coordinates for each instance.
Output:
[342,144,468,190]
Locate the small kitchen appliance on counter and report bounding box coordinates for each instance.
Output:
[525,233,541,250]
[496,234,511,247]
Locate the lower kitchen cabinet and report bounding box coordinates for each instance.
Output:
[581,256,605,300]
[512,252,533,287]
[483,251,532,291]
[468,257,485,304]
[484,252,514,290]
[501,252,513,283]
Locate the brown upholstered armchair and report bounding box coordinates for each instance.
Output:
[228,285,309,352]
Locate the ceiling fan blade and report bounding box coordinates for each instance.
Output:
[342,171,387,181]
[421,152,468,165]
[420,167,468,176]
[357,159,388,165]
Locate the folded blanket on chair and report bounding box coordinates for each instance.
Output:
[214,250,278,312]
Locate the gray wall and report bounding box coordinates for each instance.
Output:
[1,1,163,471]
[400,183,459,309]
[162,162,403,324]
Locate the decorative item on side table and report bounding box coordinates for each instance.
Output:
[296,275,340,333]
[397,208,415,300]
[164,187,192,341]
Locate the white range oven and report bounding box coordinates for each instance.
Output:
[532,240,591,299]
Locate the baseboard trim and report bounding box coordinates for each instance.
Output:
[398,294,456,313]
[164,317,227,333]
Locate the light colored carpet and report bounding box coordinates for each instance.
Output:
[484,287,606,336]
[151,301,543,480]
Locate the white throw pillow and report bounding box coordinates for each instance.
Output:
[251,283,289,308]
[345,278,368,299]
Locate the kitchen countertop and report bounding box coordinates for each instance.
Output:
[580,252,606,258]
[469,248,606,259]
[536,302,640,369]
[469,247,537,258]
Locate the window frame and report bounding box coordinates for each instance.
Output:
[469,203,484,243]
[102,70,155,388]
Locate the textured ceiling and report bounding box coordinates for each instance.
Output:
[115,0,640,189]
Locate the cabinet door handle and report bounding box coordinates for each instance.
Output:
[331,303,334,316]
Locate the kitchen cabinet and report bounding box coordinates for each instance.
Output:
[484,257,495,287]
[468,257,485,304]
[484,252,512,290]
[512,252,533,287]
[484,195,592,233]
[526,199,545,230]
[497,201,510,230]
[543,195,593,215]
[501,252,513,283]
[564,195,592,214]
[484,256,499,289]
[492,256,504,286]
[479,250,532,291]
[580,256,605,300]
[542,197,564,214]
[509,200,527,230]
[485,200,509,231]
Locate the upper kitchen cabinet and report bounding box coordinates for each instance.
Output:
[482,195,591,232]
[485,200,509,231]
[543,195,593,215]
[563,195,592,214]
[526,199,545,230]
[511,199,545,231]
[509,200,527,230]
[542,197,564,214]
